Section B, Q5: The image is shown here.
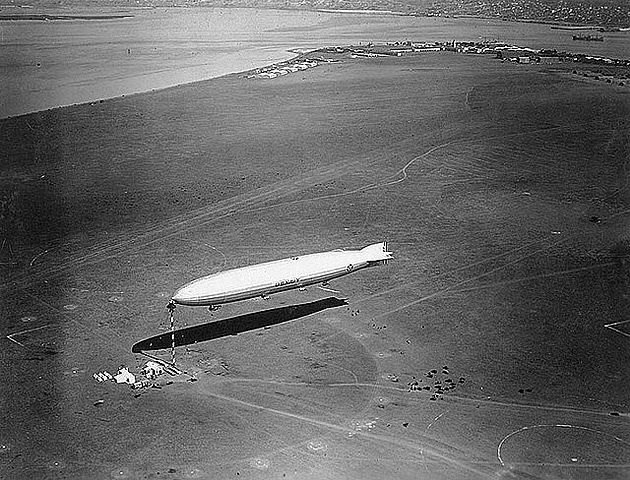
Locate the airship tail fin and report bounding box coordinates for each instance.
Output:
[361,242,393,264]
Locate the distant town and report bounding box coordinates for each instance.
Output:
[6,0,630,28]
[423,0,629,28]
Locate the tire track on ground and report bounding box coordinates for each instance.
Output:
[352,236,552,306]
[4,122,600,294]
[201,387,497,479]
[255,123,591,216]
[3,158,365,290]
[366,234,572,323]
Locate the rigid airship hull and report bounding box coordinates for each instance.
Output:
[171,242,392,307]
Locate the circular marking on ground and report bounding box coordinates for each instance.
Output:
[20,316,37,323]
[108,296,123,303]
[47,459,66,471]
[307,440,328,453]
[249,458,270,470]
[63,304,78,311]
[110,466,134,478]
[376,396,392,406]
[181,467,205,478]
[0,442,12,454]
[497,424,630,468]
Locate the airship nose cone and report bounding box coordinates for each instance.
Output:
[171,293,184,304]
[171,279,214,306]
[171,286,191,305]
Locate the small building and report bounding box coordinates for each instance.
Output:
[114,367,136,385]
[518,56,531,64]
[143,361,165,380]
[413,46,441,52]
[132,380,151,390]
[539,56,560,64]
[497,49,530,60]
[93,371,113,383]
[390,48,413,55]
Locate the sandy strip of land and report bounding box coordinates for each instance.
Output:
[1,46,300,120]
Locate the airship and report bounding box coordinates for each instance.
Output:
[170,242,392,309]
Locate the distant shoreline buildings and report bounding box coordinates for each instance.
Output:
[320,40,630,66]
[248,39,629,88]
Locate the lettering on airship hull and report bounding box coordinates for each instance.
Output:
[274,277,300,288]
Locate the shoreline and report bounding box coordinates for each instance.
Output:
[0,47,304,122]
[316,8,409,16]
[3,7,627,120]
[444,13,602,29]
[5,33,628,121]
[0,13,133,20]
[0,50,303,121]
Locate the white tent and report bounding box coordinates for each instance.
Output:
[113,367,136,385]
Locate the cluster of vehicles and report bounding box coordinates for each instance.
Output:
[249,60,320,79]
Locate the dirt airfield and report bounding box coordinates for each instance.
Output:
[1,51,629,479]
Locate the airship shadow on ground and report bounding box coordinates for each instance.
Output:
[132,297,347,352]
